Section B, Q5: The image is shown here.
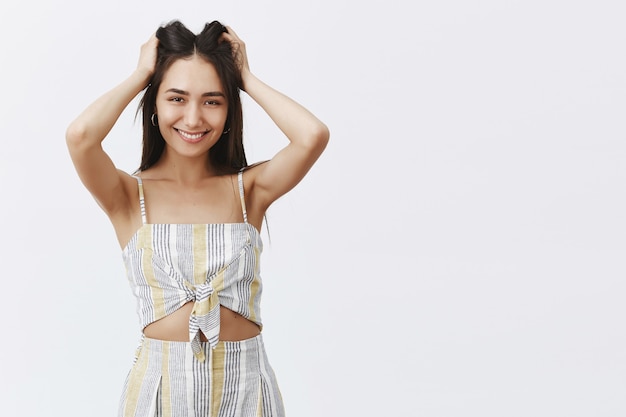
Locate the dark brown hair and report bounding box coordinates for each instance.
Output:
[137,20,246,174]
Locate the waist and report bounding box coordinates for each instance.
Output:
[143,303,261,342]
[140,333,265,359]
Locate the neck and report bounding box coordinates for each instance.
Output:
[150,147,218,184]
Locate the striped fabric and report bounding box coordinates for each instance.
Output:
[118,335,284,417]
[117,170,284,416]
[122,170,263,362]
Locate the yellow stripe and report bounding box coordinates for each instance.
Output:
[140,227,166,318]
[256,382,263,417]
[210,345,225,416]
[193,225,208,285]
[123,342,150,417]
[160,342,172,417]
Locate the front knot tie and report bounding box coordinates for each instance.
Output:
[187,281,221,362]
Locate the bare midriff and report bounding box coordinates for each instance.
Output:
[143,302,261,342]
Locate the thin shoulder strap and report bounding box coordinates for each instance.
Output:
[237,168,248,224]
[133,176,147,225]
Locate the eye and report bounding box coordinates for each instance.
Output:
[204,99,221,106]
[168,96,185,103]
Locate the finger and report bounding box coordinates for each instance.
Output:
[142,32,158,50]
[219,32,242,53]
[224,26,242,41]
[219,30,234,44]
[146,32,157,44]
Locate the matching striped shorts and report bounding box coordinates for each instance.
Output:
[118,334,285,417]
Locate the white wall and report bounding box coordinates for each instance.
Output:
[1,1,624,416]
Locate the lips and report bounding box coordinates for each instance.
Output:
[176,128,209,143]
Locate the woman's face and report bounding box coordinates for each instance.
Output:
[155,55,229,160]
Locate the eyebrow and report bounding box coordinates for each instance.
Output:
[165,88,226,98]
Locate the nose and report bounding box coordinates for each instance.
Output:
[183,104,203,128]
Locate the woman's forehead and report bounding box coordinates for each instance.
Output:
[160,56,224,94]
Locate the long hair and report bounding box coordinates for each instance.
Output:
[137,20,246,174]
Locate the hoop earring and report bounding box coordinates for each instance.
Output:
[222,127,230,135]
[151,113,158,127]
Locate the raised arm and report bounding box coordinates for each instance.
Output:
[65,34,158,217]
[223,27,330,210]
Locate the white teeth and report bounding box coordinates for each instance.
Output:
[179,130,204,140]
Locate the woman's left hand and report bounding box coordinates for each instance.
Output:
[221,26,251,88]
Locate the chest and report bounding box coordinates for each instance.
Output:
[125,223,260,286]
[140,177,243,225]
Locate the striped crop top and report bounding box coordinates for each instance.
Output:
[121,170,263,362]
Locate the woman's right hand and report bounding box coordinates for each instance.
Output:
[136,33,159,82]
[221,27,251,89]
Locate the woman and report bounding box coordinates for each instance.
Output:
[66,20,329,417]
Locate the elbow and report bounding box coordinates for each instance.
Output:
[65,121,89,153]
[318,123,330,145]
[310,122,330,153]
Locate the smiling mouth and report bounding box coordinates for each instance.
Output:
[175,128,209,142]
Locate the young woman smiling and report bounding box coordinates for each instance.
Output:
[66,20,329,417]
